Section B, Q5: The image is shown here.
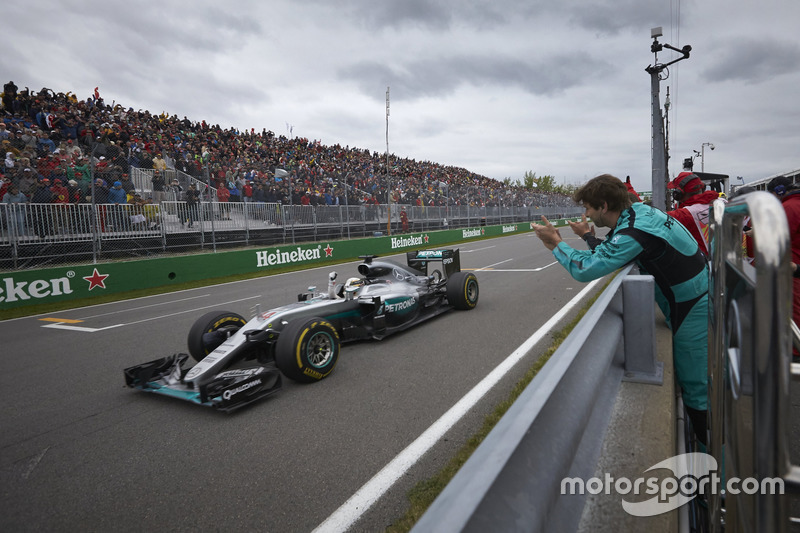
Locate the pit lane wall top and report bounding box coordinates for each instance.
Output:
[0,218,578,312]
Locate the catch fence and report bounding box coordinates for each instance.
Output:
[0,201,582,270]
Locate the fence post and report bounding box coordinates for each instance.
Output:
[622,274,663,384]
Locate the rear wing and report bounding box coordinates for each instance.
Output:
[406,249,461,279]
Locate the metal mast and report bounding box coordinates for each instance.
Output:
[385,87,391,235]
[646,27,691,211]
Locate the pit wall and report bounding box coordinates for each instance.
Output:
[0,218,579,311]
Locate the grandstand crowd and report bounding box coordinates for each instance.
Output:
[1,81,573,209]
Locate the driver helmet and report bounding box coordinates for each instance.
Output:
[344,277,364,296]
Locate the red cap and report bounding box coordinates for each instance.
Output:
[668,172,704,194]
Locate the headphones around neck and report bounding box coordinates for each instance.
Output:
[672,173,699,201]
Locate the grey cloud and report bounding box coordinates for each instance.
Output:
[360,0,454,30]
[309,0,509,30]
[71,2,262,58]
[316,0,668,34]
[340,53,612,101]
[700,38,800,84]
[562,1,671,35]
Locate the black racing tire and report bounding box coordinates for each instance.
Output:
[446,271,479,310]
[275,317,340,383]
[187,310,247,362]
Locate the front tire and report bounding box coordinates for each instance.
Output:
[187,311,247,362]
[446,272,479,310]
[275,318,340,383]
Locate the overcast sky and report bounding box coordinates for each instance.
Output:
[4,0,799,192]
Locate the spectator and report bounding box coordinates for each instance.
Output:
[119,172,135,197]
[152,152,167,172]
[185,183,200,227]
[30,179,55,237]
[31,178,54,203]
[62,138,82,159]
[50,179,69,204]
[90,178,110,232]
[228,179,241,203]
[74,170,92,196]
[532,174,710,444]
[18,167,38,196]
[37,131,56,154]
[151,170,166,203]
[768,176,800,359]
[108,180,127,204]
[2,183,28,236]
[107,180,129,231]
[0,173,10,199]
[217,182,230,219]
[92,179,109,204]
[667,172,721,257]
[0,82,582,226]
[3,81,18,113]
[67,179,82,203]
[400,207,409,233]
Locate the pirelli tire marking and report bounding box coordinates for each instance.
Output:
[187,311,247,362]
[277,317,340,383]
[446,271,479,311]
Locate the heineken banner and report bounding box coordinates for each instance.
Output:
[0,218,577,311]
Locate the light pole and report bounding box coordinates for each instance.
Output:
[343,172,350,239]
[647,26,691,211]
[700,142,715,172]
[385,86,391,235]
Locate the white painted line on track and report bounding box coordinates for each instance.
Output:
[474,258,513,270]
[76,293,212,320]
[533,260,558,271]
[312,277,603,533]
[461,245,496,253]
[41,323,124,332]
[466,269,544,272]
[118,296,263,326]
[39,295,262,331]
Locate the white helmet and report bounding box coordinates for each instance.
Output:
[344,277,364,295]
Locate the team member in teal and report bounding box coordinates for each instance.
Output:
[532,174,709,443]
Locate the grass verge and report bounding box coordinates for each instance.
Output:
[385,275,613,532]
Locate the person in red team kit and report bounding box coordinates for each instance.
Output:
[768,177,800,358]
[666,172,722,258]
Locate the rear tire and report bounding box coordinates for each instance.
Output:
[275,318,340,383]
[187,311,247,362]
[446,272,479,310]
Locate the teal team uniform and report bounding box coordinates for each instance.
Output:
[551,202,709,411]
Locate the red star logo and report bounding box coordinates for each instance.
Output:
[423,234,429,243]
[324,244,334,257]
[83,268,109,291]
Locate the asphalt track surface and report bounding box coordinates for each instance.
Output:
[0,231,606,532]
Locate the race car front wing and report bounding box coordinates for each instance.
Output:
[124,353,282,412]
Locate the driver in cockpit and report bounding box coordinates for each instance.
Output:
[327,271,366,300]
[343,277,365,300]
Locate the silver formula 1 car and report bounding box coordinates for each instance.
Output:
[124,248,479,411]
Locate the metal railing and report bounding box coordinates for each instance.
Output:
[0,201,583,270]
[412,266,665,532]
[708,192,794,532]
